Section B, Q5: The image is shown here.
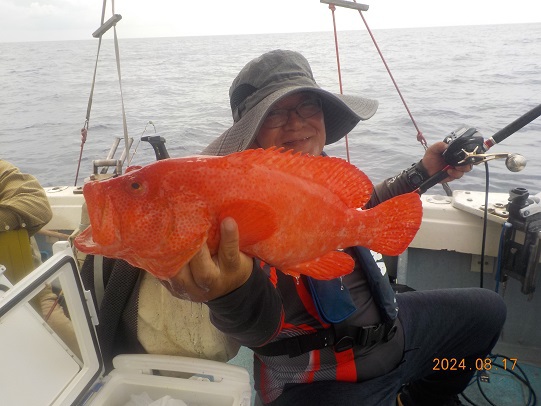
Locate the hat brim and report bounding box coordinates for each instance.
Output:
[201,86,378,156]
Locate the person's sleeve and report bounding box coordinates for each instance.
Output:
[206,259,283,347]
[0,160,53,236]
[365,161,428,208]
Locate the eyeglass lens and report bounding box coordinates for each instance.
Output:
[263,98,322,128]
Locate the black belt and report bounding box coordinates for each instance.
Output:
[251,319,398,358]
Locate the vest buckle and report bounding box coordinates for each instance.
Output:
[334,335,355,352]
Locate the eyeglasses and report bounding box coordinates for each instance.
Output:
[262,98,322,129]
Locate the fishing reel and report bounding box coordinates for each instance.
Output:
[442,126,527,171]
[417,126,527,194]
[442,127,485,165]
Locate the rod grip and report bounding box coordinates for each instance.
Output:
[417,167,450,194]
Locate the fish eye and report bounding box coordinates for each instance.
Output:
[126,175,146,195]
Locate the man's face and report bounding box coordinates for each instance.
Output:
[252,92,326,156]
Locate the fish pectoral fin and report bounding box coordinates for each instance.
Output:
[282,251,355,281]
[220,200,278,247]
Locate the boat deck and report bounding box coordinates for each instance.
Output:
[461,359,539,406]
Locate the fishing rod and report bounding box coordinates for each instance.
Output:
[418,103,541,194]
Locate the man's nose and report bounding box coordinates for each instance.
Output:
[284,109,304,128]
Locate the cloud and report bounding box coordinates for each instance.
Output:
[0,0,539,43]
[0,0,100,41]
[28,2,61,16]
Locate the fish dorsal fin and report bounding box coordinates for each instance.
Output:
[227,147,373,208]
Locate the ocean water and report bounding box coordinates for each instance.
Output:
[1,23,540,194]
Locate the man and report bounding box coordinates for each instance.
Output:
[165,50,506,405]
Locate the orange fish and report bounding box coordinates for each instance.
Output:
[74,147,422,280]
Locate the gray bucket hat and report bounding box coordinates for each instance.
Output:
[201,49,378,156]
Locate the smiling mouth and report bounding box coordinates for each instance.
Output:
[283,136,310,145]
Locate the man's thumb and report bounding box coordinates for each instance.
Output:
[219,217,241,267]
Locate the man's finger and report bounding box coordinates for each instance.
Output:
[189,242,217,292]
[218,217,241,269]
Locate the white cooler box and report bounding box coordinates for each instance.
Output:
[0,249,252,406]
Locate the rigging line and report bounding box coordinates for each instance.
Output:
[100,0,107,26]
[352,1,453,196]
[111,0,130,166]
[128,121,156,166]
[74,0,108,186]
[74,123,88,187]
[352,1,427,150]
[113,28,130,164]
[328,4,351,163]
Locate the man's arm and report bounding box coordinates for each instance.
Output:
[366,141,472,208]
[165,217,283,347]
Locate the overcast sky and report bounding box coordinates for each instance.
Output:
[0,0,540,43]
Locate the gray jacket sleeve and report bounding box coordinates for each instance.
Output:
[365,169,417,209]
[207,259,283,347]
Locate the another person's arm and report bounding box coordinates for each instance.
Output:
[0,160,53,236]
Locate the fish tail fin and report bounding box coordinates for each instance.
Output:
[352,192,423,256]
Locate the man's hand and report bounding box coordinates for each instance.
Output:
[422,141,473,184]
[163,217,253,302]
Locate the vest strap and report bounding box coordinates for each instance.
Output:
[251,318,397,358]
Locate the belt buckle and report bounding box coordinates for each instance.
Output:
[358,324,379,347]
[362,321,398,347]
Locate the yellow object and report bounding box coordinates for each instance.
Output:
[0,229,34,284]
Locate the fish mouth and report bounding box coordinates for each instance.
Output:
[83,181,118,247]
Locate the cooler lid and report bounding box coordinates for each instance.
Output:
[0,248,104,405]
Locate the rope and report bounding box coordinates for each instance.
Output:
[111,0,131,160]
[128,120,156,166]
[74,0,130,185]
[328,4,350,163]
[329,1,453,196]
[353,2,428,150]
[74,0,108,186]
[354,3,453,195]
